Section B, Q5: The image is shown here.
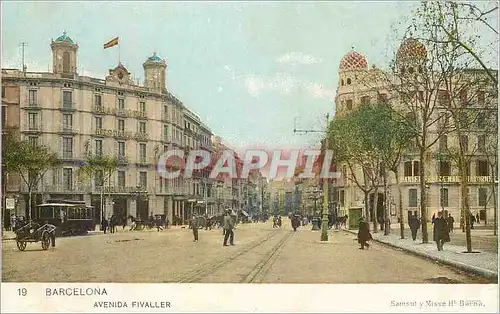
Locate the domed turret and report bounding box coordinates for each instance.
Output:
[51,31,79,75]
[339,51,368,71]
[397,38,427,62]
[143,52,167,93]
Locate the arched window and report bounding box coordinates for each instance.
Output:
[341,79,345,86]
[63,52,70,73]
[346,78,351,85]
[401,67,405,75]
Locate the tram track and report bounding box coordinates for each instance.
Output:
[175,229,293,283]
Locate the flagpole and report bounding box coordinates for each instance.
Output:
[118,42,121,64]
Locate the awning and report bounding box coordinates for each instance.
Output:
[241,210,249,217]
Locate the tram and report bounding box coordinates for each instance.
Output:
[35,200,96,236]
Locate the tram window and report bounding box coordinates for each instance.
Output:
[39,206,54,219]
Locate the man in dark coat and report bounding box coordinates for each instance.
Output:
[223,210,235,246]
[446,215,455,233]
[101,218,109,234]
[291,215,300,232]
[408,214,421,241]
[357,217,372,250]
[191,215,199,242]
[433,211,450,251]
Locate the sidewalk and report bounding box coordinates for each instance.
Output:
[345,228,498,280]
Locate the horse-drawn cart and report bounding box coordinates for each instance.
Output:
[14,222,56,251]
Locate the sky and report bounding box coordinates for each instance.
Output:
[4,1,490,152]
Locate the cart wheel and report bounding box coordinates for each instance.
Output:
[41,233,50,250]
[16,241,27,251]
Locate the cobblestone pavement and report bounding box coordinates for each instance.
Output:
[2,221,492,283]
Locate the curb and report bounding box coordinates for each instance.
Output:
[344,229,498,280]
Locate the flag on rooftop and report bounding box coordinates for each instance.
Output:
[103,37,119,49]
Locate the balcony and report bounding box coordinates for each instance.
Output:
[59,153,78,162]
[22,123,42,133]
[60,125,78,134]
[60,101,76,111]
[95,185,148,194]
[116,155,129,165]
[26,101,41,110]
[136,157,149,167]
[137,111,148,120]
[45,184,89,193]
[116,108,127,117]
[92,105,105,115]
[135,132,149,141]
[161,112,170,122]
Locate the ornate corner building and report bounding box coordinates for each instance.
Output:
[333,39,498,224]
[1,31,243,224]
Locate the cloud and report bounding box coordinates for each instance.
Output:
[276,52,321,65]
[241,73,334,99]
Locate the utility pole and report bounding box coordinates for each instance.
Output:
[20,42,28,74]
[293,113,331,241]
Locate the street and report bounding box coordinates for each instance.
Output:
[2,220,492,283]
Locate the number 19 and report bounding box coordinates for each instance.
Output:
[18,288,27,296]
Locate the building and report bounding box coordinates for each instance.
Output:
[2,31,223,225]
[333,40,498,223]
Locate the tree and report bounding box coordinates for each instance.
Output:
[2,128,60,220]
[77,154,118,220]
[401,0,498,251]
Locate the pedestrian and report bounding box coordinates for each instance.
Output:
[122,216,127,230]
[433,211,450,251]
[110,214,116,233]
[357,217,372,250]
[102,218,108,234]
[10,214,16,231]
[476,213,480,224]
[470,213,476,229]
[291,215,300,232]
[446,215,454,233]
[44,221,57,248]
[278,216,282,228]
[191,215,199,242]
[223,209,235,246]
[431,213,436,224]
[408,214,421,241]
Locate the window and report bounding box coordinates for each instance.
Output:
[63,91,72,107]
[418,91,424,102]
[438,90,450,105]
[477,134,486,152]
[476,112,486,129]
[346,99,353,111]
[440,188,448,207]
[63,168,73,189]
[465,161,471,176]
[163,124,168,140]
[139,122,146,134]
[361,96,370,105]
[378,93,388,103]
[476,160,489,176]
[62,114,72,130]
[341,79,345,86]
[94,94,102,108]
[28,136,38,147]
[439,160,451,176]
[62,137,73,158]
[460,135,468,152]
[477,90,485,104]
[29,90,37,105]
[408,67,414,74]
[118,141,125,157]
[460,89,468,105]
[408,189,418,207]
[1,86,5,98]
[404,161,412,177]
[95,139,103,156]
[139,172,147,188]
[1,105,5,127]
[139,102,146,113]
[95,170,104,187]
[478,188,488,206]
[413,161,420,176]
[95,116,102,131]
[118,98,125,110]
[118,171,125,187]
[339,190,345,207]
[439,135,448,151]
[28,112,38,129]
[118,119,125,131]
[139,143,146,161]
[347,78,351,85]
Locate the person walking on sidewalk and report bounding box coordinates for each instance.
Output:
[191,215,199,242]
[357,217,372,250]
[223,210,235,246]
[446,215,455,233]
[433,211,450,251]
[409,214,421,241]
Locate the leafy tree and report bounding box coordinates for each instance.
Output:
[77,154,118,220]
[2,127,60,220]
